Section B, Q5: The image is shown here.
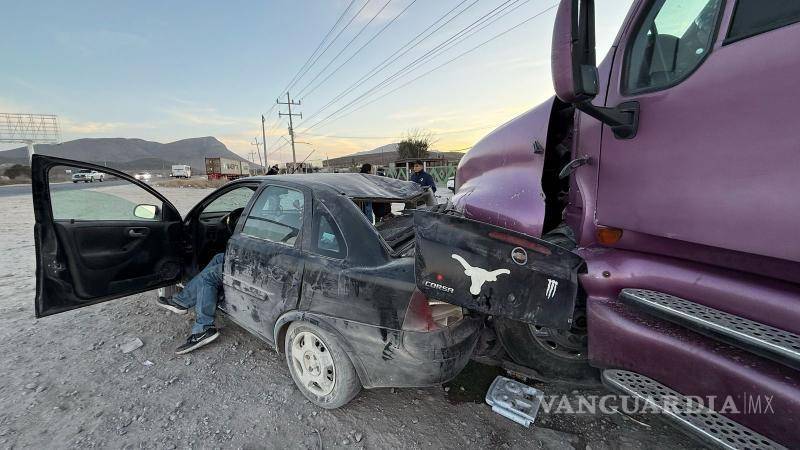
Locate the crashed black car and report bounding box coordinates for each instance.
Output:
[31,155,487,408]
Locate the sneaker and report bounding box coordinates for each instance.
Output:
[175,327,220,355]
[157,296,189,315]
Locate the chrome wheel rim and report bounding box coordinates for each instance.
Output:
[290,331,336,396]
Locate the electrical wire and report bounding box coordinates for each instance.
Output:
[303,3,557,132]
[297,0,479,127]
[300,0,419,99]
[296,0,396,98]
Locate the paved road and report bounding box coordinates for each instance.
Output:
[0,179,130,198]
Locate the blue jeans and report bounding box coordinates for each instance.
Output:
[174,253,224,334]
[361,201,374,223]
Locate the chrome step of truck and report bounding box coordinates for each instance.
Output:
[620,288,800,370]
[602,370,784,450]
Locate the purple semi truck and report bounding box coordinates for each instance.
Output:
[415,0,799,447]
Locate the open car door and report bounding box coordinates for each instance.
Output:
[32,155,184,317]
[414,210,584,330]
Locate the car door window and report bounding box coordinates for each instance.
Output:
[314,210,345,259]
[203,186,256,214]
[49,165,163,221]
[241,186,304,245]
[727,0,800,43]
[624,0,723,93]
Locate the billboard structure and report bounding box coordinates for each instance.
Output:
[0,113,61,160]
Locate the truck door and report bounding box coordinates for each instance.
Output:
[597,0,800,262]
[31,155,184,317]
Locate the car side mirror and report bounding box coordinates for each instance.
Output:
[551,0,639,139]
[134,204,159,220]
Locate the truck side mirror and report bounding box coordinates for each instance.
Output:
[551,0,598,104]
[551,0,639,139]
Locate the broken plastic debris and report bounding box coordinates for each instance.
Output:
[120,338,144,354]
[485,376,543,427]
[143,360,154,366]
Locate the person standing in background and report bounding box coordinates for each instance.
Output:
[409,160,436,192]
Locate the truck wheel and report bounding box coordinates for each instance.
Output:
[495,310,596,382]
[495,224,597,382]
[285,322,361,409]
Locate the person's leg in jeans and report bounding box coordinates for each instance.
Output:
[162,252,225,354]
[173,252,224,333]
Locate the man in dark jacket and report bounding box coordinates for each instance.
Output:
[409,160,436,192]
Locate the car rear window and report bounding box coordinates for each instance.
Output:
[314,210,345,259]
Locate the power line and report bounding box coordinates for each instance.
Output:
[301,0,538,132]
[300,0,419,99]
[296,0,396,98]
[280,0,359,95]
[308,0,530,130]
[290,0,373,95]
[259,0,356,141]
[298,0,479,127]
[302,124,496,140]
[303,4,558,132]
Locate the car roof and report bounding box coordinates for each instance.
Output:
[250,173,426,201]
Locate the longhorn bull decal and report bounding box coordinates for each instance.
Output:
[451,254,510,295]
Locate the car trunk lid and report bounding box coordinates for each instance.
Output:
[413,210,583,330]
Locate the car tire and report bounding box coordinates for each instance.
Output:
[495,224,598,383]
[72,181,77,183]
[285,321,361,409]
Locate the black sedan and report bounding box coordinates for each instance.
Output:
[31,155,482,408]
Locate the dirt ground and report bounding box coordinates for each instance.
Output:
[0,184,701,449]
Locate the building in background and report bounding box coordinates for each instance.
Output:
[322,143,463,180]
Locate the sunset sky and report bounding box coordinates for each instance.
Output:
[1,0,632,165]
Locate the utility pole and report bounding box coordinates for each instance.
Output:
[277,92,302,170]
[251,138,263,168]
[261,115,268,169]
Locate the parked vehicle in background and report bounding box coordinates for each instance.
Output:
[71,169,104,183]
[31,156,476,409]
[205,157,250,181]
[170,164,191,178]
[419,0,799,447]
[133,172,152,182]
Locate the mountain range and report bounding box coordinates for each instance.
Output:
[0,137,255,172]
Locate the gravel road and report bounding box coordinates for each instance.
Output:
[0,185,700,449]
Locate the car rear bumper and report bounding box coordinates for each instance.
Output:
[339,315,483,388]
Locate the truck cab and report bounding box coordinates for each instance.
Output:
[420,0,800,447]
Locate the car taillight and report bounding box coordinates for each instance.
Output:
[402,289,463,332]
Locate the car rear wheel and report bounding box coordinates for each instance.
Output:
[285,322,361,409]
